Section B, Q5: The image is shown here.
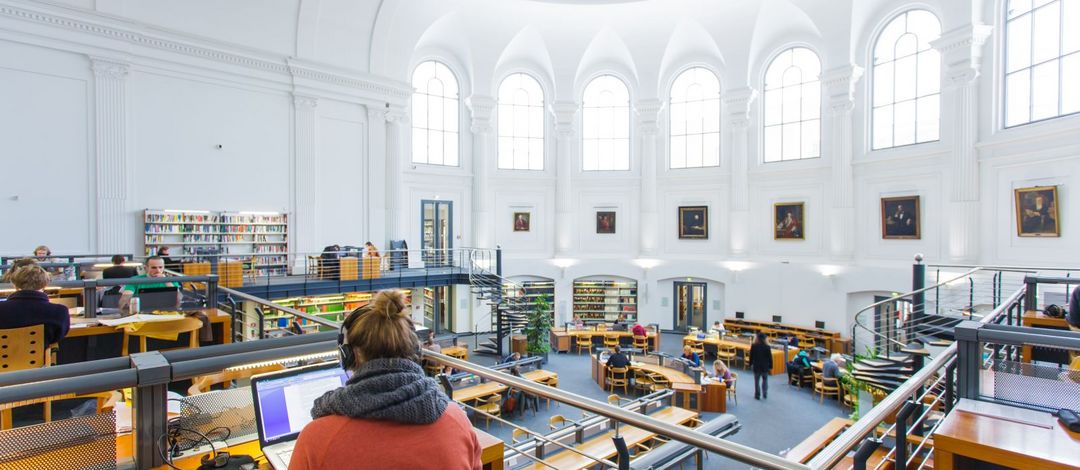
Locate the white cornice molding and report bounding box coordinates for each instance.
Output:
[0,2,411,101]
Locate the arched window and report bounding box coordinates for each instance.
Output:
[872,10,942,149]
[763,47,821,162]
[1004,0,1080,127]
[497,73,545,170]
[411,61,459,166]
[670,67,721,169]
[582,75,630,171]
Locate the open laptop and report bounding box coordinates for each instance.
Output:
[137,286,180,312]
[250,363,350,470]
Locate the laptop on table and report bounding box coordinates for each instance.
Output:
[251,362,350,470]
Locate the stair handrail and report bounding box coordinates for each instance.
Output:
[810,284,1024,470]
[466,250,532,336]
[852,267,981,355]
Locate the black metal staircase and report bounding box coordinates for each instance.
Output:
[467,251,531,357]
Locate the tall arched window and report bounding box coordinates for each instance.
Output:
[670,67,721,169]
[582,75,630,171]
[763,47,821,162]
[1004,0,1080,127]
[497,73,545,170]
[872,10,942,149]
[411,61,459,166]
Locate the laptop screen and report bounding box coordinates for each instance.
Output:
[253,363,350,445]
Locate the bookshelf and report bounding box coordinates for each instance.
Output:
[572,279,637,324]
[504,280,555,323]
[144,209,289,276]
[262,290,412,337]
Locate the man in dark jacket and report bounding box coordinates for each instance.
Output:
[749,332,773,400]
[102,255,137,279]
[0,260,70,345]
[606,345,631,368]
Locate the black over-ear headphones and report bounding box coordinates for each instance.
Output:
[337,300,426,371]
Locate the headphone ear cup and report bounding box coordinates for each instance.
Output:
[215,451,230,468]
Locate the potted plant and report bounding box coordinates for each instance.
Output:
[522,294,552,364]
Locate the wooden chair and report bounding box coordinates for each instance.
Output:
[841,380,857,410]
[608,394,622,406]
[603,335,619,349]
[575,334,593,355]
[814,371,841,404]
[648,373,671,392]
[689,340,706,358]
[727,372,738,405]
[607,366,630,394]
[188,363,286,395]
[0,325,53,426]
[512,428,530,444]
[633,335,649,353]
[633,369,654,395]
[548,414,567,431]
[535,375,558,409]
[121,317,204,356]
[474,394,502,429]
[716,346,738,369]
[798,336,817,349]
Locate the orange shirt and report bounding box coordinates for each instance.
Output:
[288,404,482,470]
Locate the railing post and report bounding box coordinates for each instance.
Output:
[130,352,171,469]
[911,257,925,344]
[84,279,99,319]
[954,321,982,400]
[496,245,502,277]
[894,401,917,467]
[207,275,218,309]
[852,437,882,470]
[1023,275,1037,313]
[944,362,956,413]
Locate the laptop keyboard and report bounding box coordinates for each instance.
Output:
[279,449,293,463]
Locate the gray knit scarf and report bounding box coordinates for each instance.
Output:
[309,358,450,425]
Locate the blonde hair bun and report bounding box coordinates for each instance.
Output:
[370,289,407,319]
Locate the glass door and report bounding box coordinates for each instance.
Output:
[674,282,707,332]
[421,200,453,267]
[423,286,454,333]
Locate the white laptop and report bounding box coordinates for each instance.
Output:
[250,362,350,470]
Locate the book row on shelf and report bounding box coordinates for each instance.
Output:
[144,209,289,259]
[254,291,412,337]
[572,280,638,323]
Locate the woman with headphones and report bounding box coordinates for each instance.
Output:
[289,289,482,469]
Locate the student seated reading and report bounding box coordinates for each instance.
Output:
[118,257,180,314]
[0,259,70,345]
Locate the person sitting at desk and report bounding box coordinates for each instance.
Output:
[102,255,137,279]
[681,345,702,367]
[118,257,180,314]
[712,359,734,387]
[709,320,726,335]
[631,322,647,337]
[571,315,585,330]
[0,259,70,345]
[290,290,481,469]
[823,354,844,380]
[606,345,631,368]
[1069,284,1080,330]
[156,246,182,273]
[501,351,521,365]
[33,245,73,280]
[423,331,447,375]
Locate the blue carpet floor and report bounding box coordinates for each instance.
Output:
[456,332,848,469]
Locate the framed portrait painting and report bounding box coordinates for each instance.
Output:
[596,211,616,234]
[678,206,708,239]
[512,212,531,232]
[774,202,805,240]
[1014,186,1059,237]
[881,196,921,239]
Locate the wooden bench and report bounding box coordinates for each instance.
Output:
[784,417,853,463]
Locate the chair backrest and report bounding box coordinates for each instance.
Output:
[549,415,566,429]
[607,394,620,405]
[512,428,529,443]
[0,325,48,372]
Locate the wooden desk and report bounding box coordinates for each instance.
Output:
[723,318,844,353]
[550,329,660,353]
[933,399,1080,470]
[444,345,469,360]
[66,308,233,342]
[1022,310,1072,363]
[526,407,698,469]
[476,428,505,470]
[59,308,232,364]
[785,417,853,463]
[453,370,557,403]
[591,355,696,390]
[683,335,796,375]
[701,380,727,413]
[671,382,702,411]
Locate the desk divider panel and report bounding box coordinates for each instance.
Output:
[0,412,118,469]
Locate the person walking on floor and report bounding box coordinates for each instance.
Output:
[749,332,773,400]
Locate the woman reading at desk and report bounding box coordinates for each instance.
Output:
[0,259,70,345]
[289,290,481,469]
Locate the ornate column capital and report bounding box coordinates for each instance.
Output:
[90,56,129,80]
[293,94,319,109]
[932,24,993,86]
[821,65,863,115]
[634,99,664,135]
[550,101,580,137]
[384,104,409,123]
[722,87,757,129]
[466,95,496,134]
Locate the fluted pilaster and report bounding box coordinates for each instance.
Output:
[636,99,663,255]
[293,95,319,258]
[385,105,409,241]
[467,95,496,248]
[551,101,579,255]
[823,65,862,258]
[91,57,130,253]
[723,88,756,255]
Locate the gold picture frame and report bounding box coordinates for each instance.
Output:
[513,212,531,232]
[678,206,708,239]
[774,202,805,240]
[881,195,921,240]
[1014,186,1059,237]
